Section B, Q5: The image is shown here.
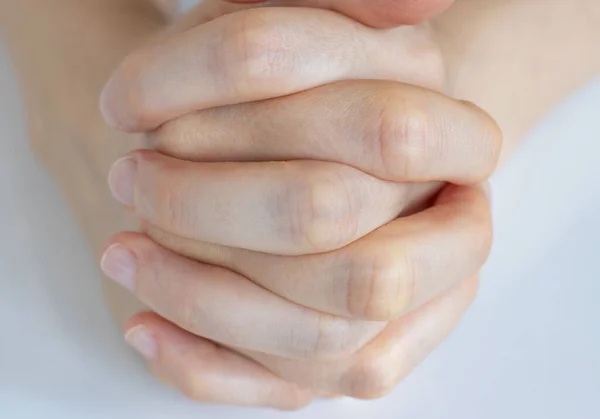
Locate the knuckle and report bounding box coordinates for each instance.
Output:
[279,170,360,252]
[345,246,414,320]
[178,368,211,403]
[371,94,432,180]
[220,10,293,91]
[344,353,398,399]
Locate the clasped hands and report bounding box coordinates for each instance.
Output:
[99,0,501,409]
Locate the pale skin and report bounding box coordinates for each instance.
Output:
[1,0,599,411]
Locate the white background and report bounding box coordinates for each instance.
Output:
[1,11,599,419]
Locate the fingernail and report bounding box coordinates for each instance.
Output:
[125,325,157,361]
[101,243,136,291]
[99,78,124,129]
[108,156,137,207]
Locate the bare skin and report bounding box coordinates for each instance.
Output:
[97,3,498,407]
[1,0,599,409]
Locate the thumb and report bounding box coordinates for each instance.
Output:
[226,0,455,27]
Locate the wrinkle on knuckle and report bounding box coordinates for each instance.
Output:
[344,352,398,399]
[371,94,432,180]
[346,245,413,320]
[220,10,295,93]
[279,171,359,252]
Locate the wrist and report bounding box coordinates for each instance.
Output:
[432,0,600,163]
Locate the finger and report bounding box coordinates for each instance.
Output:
[227,0,456,27]
[244,275,479,397]
[100,7,443,131]
[123,313,313,410]
[128,276,478,398]
[107,150,436,255]
[145,183,491,320]
[101,233,386,359]
[153,80,502,184]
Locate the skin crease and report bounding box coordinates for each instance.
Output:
[96,3,499,405]
[1,0,600,410]
[102,183,490,407]
[99,6,449,132]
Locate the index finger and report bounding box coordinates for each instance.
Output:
[100,8,442,132]
[227,0,456,27]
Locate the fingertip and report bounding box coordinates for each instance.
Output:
[100,70,147,133]
[124,324,158,361]
[99,76,126,130]
[124,312,315,409]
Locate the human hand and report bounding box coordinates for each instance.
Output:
[99,0,501,409]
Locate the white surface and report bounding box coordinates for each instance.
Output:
[1,38,599,419]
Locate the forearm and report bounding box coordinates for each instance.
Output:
[0,0,168,62]
[0,0,169,251]
[1,0,598,325]
[0,0,173,323]
[0,0,168,131]
[433,0,600,162]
